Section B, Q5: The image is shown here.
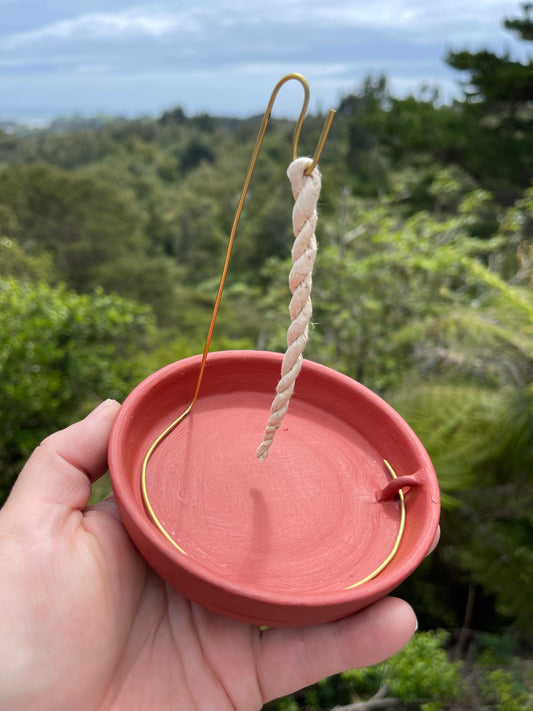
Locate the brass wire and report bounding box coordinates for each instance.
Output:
[140,74,406,592]
[344,460,406,589]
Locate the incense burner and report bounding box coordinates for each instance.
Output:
[108,350,440,627]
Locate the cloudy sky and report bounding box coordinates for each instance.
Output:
[0,0,530,120]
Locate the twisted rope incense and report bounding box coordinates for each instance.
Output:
[256,157,322,461]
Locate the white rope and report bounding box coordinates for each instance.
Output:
[256,156,322,461]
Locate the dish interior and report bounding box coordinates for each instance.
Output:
[111,352,436,601]
[143,389,403,593]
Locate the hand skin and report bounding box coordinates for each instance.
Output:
[0,400,422,711]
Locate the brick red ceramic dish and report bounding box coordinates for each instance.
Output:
[108,350,440,626]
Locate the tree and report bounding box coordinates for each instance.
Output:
[504,2,533,42]
[446,3,533,110]
[444,3,533,190]
[446,50,533,109]
[0,278,154,502]
[337,75,392,196]
[386,189,533,641]
[260,171,509,391]
[333,5,533,200]
[0,163,148,293]
[0,235,56,283]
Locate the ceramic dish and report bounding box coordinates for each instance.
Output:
[108,350,440,626]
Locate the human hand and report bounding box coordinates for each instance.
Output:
[0,400,420,711]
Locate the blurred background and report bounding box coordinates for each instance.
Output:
[1,1,532,708]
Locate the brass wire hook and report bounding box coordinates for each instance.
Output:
[264,73,336,172]
[141,75,336,544]
[191,73,335,406]
[174,72,334,417]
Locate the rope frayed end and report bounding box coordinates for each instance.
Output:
[256,442,271,462]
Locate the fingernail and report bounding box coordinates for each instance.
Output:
[86,399,118,418]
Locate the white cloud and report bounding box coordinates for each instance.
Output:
[2,7,199,48]
[295,0,523,39]
[309,2,420,28]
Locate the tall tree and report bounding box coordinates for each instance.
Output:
[504,1,533,40]
[443,3,533,192]
[446,3,533,111]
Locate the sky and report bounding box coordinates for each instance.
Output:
[0,0,530,121]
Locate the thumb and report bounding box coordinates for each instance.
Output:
[2,400,120,532]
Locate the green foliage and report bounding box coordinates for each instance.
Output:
[336,630,463,709]
[0,278,153,501]
[0,235,57,283]
[476,637,533,711]
[481,668,531,711]
[457,504,533,640]
[444,3,533,191]
[268,632,533,710]
[0,163,148,292]
[446,49,533,106]
[505,2,533,40]
[1,6,532,693]
[260,173,527,391]
[385,630,463,705]
[447,1,533,109]
[270,697,300,711]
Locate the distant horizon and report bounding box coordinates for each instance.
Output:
[0,69,464,126]
[0,74,456,129]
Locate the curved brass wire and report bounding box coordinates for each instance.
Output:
[183,73,334,417]
[141,75,336,534]
[344,460,406,589]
